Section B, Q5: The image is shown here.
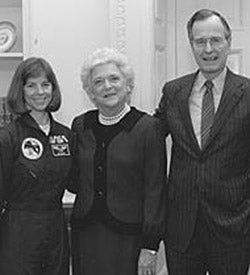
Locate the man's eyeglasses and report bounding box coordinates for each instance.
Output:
[193,36,226,48]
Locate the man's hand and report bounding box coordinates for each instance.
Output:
[138,248,157,275]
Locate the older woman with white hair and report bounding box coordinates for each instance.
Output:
[68,47,166,275]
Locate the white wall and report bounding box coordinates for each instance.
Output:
[29,0,110,126]
[125,0,155,113]
[109,0,156,113]
[29,0,158,125]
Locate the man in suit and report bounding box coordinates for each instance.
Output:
[155,9,250,274]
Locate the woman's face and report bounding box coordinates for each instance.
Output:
[89,62,129,115]
[24,74,53,114]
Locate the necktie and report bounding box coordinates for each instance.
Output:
[201,80,214,148]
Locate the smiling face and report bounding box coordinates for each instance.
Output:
[191,15,231,79]
[24,74,53,115]
[89,62,129,116]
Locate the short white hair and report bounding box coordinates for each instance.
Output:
[80,47,135,93]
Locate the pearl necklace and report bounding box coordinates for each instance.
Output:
[98,104,131,125]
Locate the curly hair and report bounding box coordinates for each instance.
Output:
[80,47,135,93]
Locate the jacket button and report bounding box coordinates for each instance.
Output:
[97,165,103,172]
[96,190,103,198]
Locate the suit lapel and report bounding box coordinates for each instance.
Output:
[177,72,201,153]
[204,69,245,149]
[175,69,245,153]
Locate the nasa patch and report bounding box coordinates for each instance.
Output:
[22,137,43,160]
[51,144,70,157]
[50,135,71,157]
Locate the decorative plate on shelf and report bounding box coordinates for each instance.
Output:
[0,21,17,53]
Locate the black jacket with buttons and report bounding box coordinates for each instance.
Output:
[69,107,166,250]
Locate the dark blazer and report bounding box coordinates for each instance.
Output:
[155,68,250,252]
[69,108,166,249]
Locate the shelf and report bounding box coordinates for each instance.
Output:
[0,5,23,53]
[0,52,23,58]
[0,0,26,98]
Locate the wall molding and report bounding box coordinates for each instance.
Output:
[109,0,127,53]
[109,0,163,113]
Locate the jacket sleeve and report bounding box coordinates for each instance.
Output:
[66,117,81,193]
[0,127,15,209]
[154,83,170,137]
[0,147,4,211]
[141,117,167,251]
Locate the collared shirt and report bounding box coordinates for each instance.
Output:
[189,68,227,147]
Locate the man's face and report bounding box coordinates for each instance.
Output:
[190,15,231,79]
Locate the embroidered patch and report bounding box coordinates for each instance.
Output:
[22,137,43,160]
[51,144,70,157]
[49,135,68,144]
[49,135,70,157]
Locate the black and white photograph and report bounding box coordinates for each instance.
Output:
[0,0,250,274]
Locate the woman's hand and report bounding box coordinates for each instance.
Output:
[138,248,157,275]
